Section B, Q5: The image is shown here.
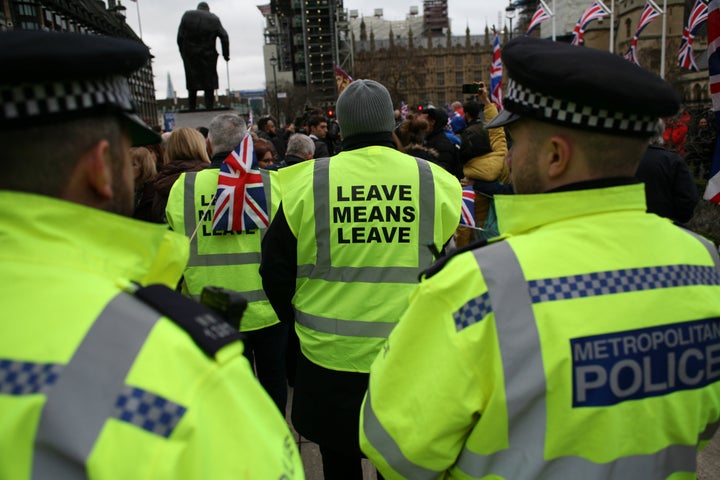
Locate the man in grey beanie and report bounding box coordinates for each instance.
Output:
[260,79,462,478]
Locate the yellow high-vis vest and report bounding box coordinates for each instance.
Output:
[166,169,279,332]
[0,192,303,479]
[279,146,462,372]
[361,184,720,479]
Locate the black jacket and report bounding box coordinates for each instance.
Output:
[635,145,699,223]
[424,128,461,178]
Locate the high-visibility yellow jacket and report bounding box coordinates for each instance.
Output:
[0,192,303,479]
[166,169,279,332]
[361,183,720,479]
[279,146,462,372]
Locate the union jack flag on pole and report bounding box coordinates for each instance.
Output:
[678,0,709,70]
[623,1,662,65]
[211,133,269,232]
[459,186,476,228]
[703,0,720,203]
[571,1,610,46]
[490,33,503,109]
[526,2,552,35]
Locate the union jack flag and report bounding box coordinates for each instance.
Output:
[623,1,662,65]
[624,37,641,64]
[703,0,720,203]
[490,33,503,109]
[570,2,610,46]
[211,133,269,232]
[400,101,408,120]
[678,0,709,70]
[527,2,551,35]
[459,185,476,228]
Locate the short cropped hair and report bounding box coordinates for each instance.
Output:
[0,115,126,197]
[208,114,247,153]
[286,133,315,158]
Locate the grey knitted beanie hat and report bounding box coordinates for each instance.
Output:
[336,79,395,138]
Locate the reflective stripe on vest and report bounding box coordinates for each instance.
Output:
[32,293,186,479]
[295,158,436,338]
[261,169,273,218]
[182,172,263,268]
[454,241,698,478]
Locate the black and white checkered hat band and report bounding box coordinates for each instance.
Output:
[1,75,134,124]
[504,78,661,136]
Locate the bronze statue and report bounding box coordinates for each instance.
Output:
[177,2,229,111]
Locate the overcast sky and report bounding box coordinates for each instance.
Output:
[119,0,514,99]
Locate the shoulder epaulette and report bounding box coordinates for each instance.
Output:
[421,238,491,280]
[134,284,244,359]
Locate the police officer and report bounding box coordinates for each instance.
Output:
[165,113,289,413]
[0,30,302,479]
[260,79,462,478]
[360,36,720,479]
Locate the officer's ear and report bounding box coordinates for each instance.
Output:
[545,134,572,180]
[85,140,115,200]
[62,140,114,206]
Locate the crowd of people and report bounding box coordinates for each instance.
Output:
[3,27,720,480]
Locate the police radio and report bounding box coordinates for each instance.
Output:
[200,286,248,331]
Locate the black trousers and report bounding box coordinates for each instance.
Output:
[188,90,214,110]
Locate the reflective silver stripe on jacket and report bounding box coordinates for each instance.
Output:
[362,384,442,479]
[182,172,265,270]
[453,241,697,478]
[683,228,720,271]
[296,312,396,338]
[32,293,171,479]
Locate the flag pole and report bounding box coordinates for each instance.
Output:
[610,0,615,53]
[660,0,667,78]
[135,0,143,40]
[190,195,215,243]
[540,0,556,41]
[226,61,231,108]
[596,0,614,52]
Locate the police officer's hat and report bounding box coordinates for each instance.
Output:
[486,37,681,137]
[0,30,160,146]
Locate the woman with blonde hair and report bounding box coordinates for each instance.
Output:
[138,127,211,223]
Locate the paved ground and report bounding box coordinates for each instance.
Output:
[698,428,720,479]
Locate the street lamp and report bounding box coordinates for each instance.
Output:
[269,55,279,122]
[505,0,517,39]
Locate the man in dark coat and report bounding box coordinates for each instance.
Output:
[420,106,462,178]
[636,138,699,224]
[177,2,229,111]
